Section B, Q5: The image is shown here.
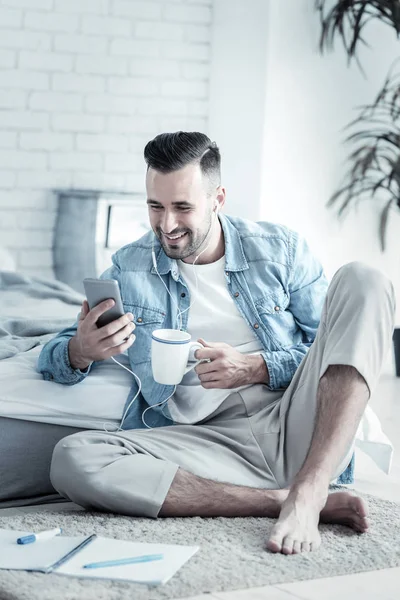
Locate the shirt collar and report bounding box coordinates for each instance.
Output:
[219,213,248,272]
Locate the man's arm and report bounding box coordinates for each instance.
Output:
[249,353,270,385]
[260,231,328,390]
[194,232,327,391]
[68,335,91,370]
[37,322,90,385]
[37,261,125,385]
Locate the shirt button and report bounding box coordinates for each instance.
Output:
[274,306,280,311]
[137,317,143,323]
[253,323,259,329]
[181,292,186,298]
[234,292,239,298]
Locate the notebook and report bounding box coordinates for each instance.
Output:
[0,529,199,585]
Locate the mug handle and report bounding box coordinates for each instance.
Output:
[184,342,209,374]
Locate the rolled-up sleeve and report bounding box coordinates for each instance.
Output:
[37,328,93,385]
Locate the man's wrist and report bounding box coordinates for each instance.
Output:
[68,337,90,371]
[248,354,270,385]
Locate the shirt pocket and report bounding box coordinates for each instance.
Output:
[255,288,289,316]
[123,304,166,365]
[254,289,291,338]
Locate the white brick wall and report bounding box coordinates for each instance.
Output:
[0,0,211,278]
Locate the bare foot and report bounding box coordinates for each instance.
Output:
[267,489,369,555]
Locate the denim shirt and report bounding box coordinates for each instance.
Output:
[38,214,354,484]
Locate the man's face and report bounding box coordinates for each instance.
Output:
[146,163,215,261]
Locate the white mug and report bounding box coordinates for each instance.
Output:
[151,329,204,385]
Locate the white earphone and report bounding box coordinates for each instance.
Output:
[151,199,221,330]
[152,201,220,271]
[109,202,221,432]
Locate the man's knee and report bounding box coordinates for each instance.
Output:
[50,431,95,504]
[50,431,167,517]
[50,430,127,509]
[333,261,395,309]
[335,261,393,293]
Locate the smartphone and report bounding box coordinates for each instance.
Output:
[83,278,125,328]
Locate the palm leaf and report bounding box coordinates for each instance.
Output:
[379,199,394,251]
[316,0,400,64]
[315,1,400,251]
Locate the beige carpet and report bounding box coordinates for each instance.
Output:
[0,489,399,600]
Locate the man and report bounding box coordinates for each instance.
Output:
[38,131,395,555]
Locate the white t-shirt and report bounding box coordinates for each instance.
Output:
[167,255,263,424]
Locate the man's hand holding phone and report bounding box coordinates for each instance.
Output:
[68,299,136,370]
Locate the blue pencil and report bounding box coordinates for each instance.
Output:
[83,553,164,569]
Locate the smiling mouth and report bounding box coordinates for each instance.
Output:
[162,232,188,244]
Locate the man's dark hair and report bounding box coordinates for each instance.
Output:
[144,131,221,188]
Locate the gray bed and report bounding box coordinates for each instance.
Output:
[0,270,87,507]
[0,417,85,508]
[0,270,134,507]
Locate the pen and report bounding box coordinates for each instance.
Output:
[17,527,62,545]
[83,553,164,569]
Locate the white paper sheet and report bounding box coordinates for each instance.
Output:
[0,529,93,573]
[56,537,199,585]
[0,529,199,585]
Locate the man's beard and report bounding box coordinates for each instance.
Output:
[156,217,213,261]
[157,228,194,259]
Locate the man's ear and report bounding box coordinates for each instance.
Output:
[215,185,226,212]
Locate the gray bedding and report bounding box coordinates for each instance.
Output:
[0,271,86,506]
[0,271,83,360]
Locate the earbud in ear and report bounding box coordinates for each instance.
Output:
[214,202,219,214]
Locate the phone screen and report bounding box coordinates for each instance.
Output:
[83,278,125,328]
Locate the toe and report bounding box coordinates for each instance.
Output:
[301,542,311,552]
[355,515,369,531]
[282,536,295,555]
[267,524,286,553]
[266,537,282,553]
[355,517,369,533]
[361,517,370,531]
[309,540,321,552]
[292,540,302,554]
[352,496,369,519]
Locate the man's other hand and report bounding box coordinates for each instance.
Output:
[194,339,269,389]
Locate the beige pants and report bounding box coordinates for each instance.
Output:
[50,262,396,517]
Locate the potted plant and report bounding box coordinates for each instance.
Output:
[315,0,400,375]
